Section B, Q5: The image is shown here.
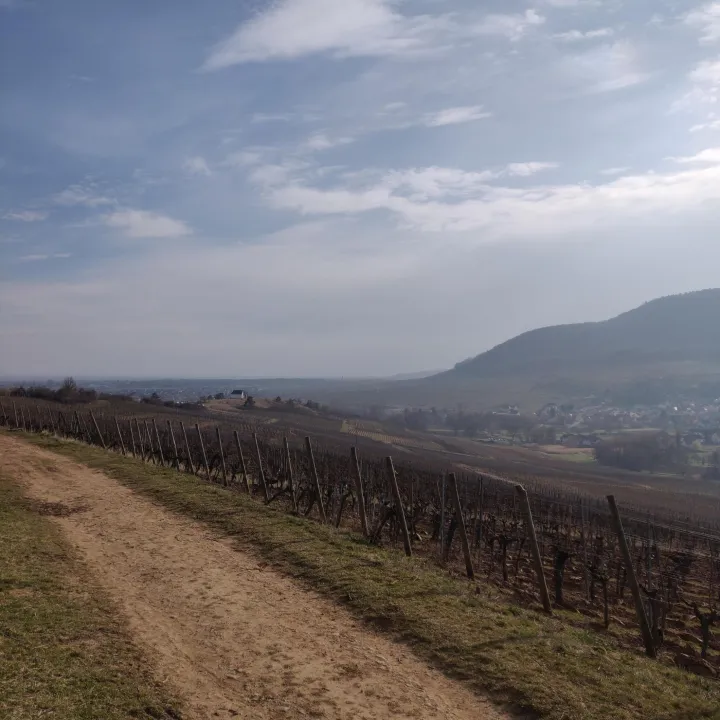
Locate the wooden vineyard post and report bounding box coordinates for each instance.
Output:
[76,411,91,443]
[233,431,250,493]
[81,412,93,443]
[581,499,590,600]
[151,419,164,466]
[47,406,56,435]
[144,421,156,463]
[195,424,211,480]
[385,456,412,558]
[129,418,137,457]
[0,400,7,426]
[284,437,298,512]
[350,446,369,537]
[20,406,27,432]
[515,484,552,615]
[304,436,326,522]
[114,417,126,455]
[253,433,271,502]
[216,427,228,486]
[167,421,180,470]
[448,473,474,579]
[607,495,656,658]
[89,412,106,449]
[134,418,145,460]
[180,422,196,475]
[12,401,18,429]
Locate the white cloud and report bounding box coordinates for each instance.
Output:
[471,10,545,42]
[202,1,544,69]
[423,106,492,127]
[600,166,632,175]
[103,209,192,238]
[690,57,720,85]
[251,113,294,123]
[685,3,720,44]
[554,28,614,43]
[183,156,212,177]
[543,0,601,6]
[562,42,650,94]
[691,118,720,131]
[53,183,114,207]
[673,59,720,113]
[203,0,440,68]
[301,133,356,152]
[506,162,559,176]
[223,149,265,167]
[2,210,48,222]
[671,147,720,163]
[18,253,72,262]
[252,151,720,235]
[383,167,497,200]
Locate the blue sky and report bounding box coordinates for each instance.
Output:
[2,0,720,377]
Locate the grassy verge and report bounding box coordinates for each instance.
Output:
[14,430,720,720]
[0,453,182,719]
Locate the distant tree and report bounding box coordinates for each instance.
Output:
[275,396,282,403]
[595,433,689,472]
[244,395,256,408]
[214,392,225,400]
[404,409,428,431]
[62,377,77,393]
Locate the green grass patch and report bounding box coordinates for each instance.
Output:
[13,430,720,720]
[0,454,182,720]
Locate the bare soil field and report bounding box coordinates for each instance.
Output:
[0,433,505,720]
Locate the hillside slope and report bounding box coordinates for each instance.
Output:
[305,290,720,411]
[448,289,720,378]
[419,289,720,408]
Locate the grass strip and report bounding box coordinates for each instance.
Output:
[0,457,182,719]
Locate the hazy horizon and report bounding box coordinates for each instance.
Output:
[4,1,720,377]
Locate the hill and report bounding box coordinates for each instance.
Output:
[317,290,720,411]
[423,289,720,408]
[448,289,720,378]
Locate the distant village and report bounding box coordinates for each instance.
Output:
[535,400,720,449]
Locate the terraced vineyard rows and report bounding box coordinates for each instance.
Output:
[3,396,720,680]
[340,420,445,451]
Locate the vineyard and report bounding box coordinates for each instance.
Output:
[340,419,445,451]
[2,396,719,680]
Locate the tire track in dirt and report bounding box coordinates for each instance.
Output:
[0,434,508,720]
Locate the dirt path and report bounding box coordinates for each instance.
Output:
[0,435,507,720]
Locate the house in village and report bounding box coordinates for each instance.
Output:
[560,433,600,448]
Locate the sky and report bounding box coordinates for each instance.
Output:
[2,0,720,378]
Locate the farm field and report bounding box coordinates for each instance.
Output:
[3,428,720,720]
[340,419,445,451]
